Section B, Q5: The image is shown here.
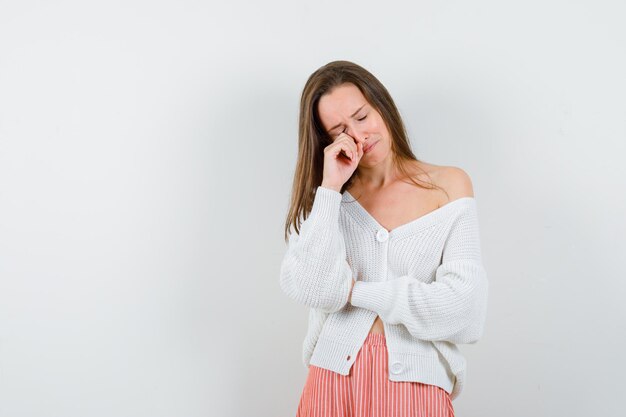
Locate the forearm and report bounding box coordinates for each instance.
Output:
[279,186,354,313]
[350,261,488,343]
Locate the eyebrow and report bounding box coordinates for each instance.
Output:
[328,104,366,132]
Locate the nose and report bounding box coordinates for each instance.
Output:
[346,125,367,146]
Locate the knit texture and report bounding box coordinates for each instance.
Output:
[279,186,488,401]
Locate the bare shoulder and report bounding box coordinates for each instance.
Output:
[437,166,475,203]
[403,160,474,204]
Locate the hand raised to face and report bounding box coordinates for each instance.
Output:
[321,132,363,192]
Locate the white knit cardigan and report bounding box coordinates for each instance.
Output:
[279,186,488,400]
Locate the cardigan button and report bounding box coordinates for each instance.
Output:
[346,355,351,361]
[390,361,404,374]
[376,228,389,242]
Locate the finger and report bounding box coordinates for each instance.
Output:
[336,132,356,146]
[336,134,358,160]
[334,132,352,141]
[329,140,354,161]
[331,135,355,159]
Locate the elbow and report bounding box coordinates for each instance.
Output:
[279,227,353,313]
[279,260,350,313]
[438,280,488,344]
[438,313,485,344]
[456,281,488,344]
[460,319,485,344]
[280,278,346,313]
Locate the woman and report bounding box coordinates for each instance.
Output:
[279,60,488,417]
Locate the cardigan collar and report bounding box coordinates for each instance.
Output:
[341,190,475,239]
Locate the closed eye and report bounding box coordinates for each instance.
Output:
[335,114,368,135]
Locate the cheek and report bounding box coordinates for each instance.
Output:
[371,118,388,137]
[368,117,382,132]
[372,114,386,129]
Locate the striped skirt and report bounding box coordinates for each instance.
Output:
[296,332,455,417]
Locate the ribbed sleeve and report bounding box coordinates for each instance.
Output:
[279,186,354,314]
[349,201,488,344]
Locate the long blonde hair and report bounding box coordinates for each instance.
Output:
[284,60,447,242]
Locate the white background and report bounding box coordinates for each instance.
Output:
[1,1,624,416]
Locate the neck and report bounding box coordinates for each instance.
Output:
[355,156,399,191]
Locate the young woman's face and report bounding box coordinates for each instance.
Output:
[317,83,391,165]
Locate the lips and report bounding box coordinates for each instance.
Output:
[363,141,378,153]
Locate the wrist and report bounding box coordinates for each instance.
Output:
[321,182,342,193]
